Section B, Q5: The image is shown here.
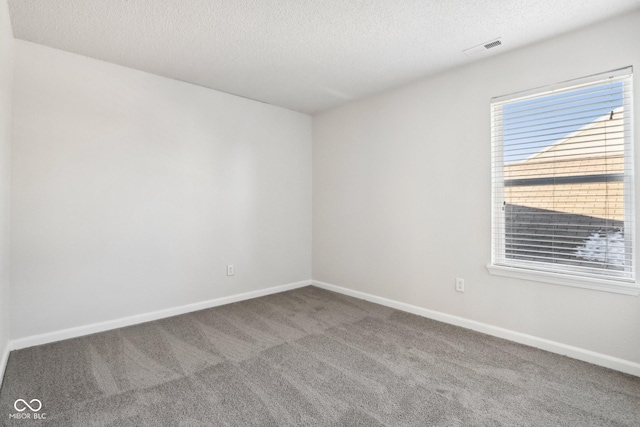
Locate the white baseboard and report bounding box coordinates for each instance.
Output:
[312,280,640,377]
[0,342,9,384]
[10,280,312,350]
[8,279,639,377]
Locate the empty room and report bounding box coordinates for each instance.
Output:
[1,0,640,425]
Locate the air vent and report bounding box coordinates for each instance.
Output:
[483,40,502,49]
[463,38,503,57]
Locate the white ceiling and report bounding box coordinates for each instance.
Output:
[8,0,640,114]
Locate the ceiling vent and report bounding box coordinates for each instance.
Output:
[463,38,503,57]
[483,40,502,49]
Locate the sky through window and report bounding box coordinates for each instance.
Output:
[502,81,624,163]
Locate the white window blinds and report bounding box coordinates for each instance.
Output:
[491,67,635,285]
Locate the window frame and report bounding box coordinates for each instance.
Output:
[487,67,638,296]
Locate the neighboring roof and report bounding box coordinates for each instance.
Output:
[505,204,624,270]
[504,106,625,221]
[523,106,624,163]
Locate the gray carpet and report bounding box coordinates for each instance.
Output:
[1,286,639,426]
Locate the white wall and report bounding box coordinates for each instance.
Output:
[0,0,12,374]
[313,11,640,364]
[11,41,312,339]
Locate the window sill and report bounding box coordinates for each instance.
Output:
[486,264,639,296]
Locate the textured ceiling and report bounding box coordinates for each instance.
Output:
[7,0,640,114]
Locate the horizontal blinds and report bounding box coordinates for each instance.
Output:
[491,68,634,281]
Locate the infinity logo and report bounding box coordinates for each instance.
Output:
[13,399,42,412]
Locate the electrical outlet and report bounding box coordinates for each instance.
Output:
[227,265,234,276]
[455,278,465,292]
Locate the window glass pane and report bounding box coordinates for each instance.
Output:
[491,69,634,282]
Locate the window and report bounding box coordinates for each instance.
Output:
[489,68,637,295]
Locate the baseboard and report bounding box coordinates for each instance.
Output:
[11,280,312,350]
[311,280,640,377]
[0,341,9,385]
[10,279,639,377]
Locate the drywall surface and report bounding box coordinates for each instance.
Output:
[0,0,12,370]
[11,41,311,339]
[313,10,640,364]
